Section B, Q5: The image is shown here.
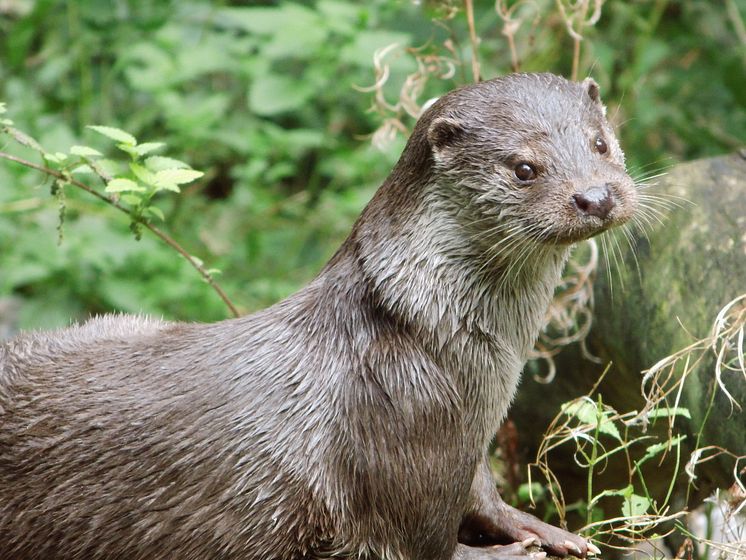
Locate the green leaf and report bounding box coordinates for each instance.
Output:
[133,142,165,156]
[145,156,190,171]
[105,178,145,193]
[144,206,165,221]
[121,194,143,205]
[639,435,687,465]
[0,102,6,114]
[154,168,204,186]
[561,399,622,441]
[115,144,139,158]
[621,494,651,518]
[87,125,137,146]
[214,7,285,34]
[70,145,103,157]
[645,407,691,420]
[71,164,94,175]
[129,162,157,186]
[249,74,314,116]
[589,485,633,508]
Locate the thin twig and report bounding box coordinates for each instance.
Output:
[0,150,240,318]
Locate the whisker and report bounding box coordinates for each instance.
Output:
[620,224,642,285]
[600,234,614,298]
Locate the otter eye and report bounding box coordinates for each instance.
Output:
[514,162,537,182]
[594,136,608,155]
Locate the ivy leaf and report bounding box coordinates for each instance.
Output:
[87,125,137,146]
[105,178,145,193]
[70,145,103,157]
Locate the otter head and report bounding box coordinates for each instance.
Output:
[422,73,637,256]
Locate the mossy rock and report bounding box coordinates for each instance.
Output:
[511,152,746,508]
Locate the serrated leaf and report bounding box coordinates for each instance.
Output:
[129,162,157,186]
[621,494,650,518]
[87,125,137,145]
[639,435,687,464]
[589,485,633,508]
[145,156,190,171]
[133,142,165,156]
[70,145,103,157]
[71,163,94,175]
[144,206,165,221]
[561,400,621,441]
[44,153,63,164]
[154,168,203,186]
[105,178,145,193]
[116,143,138,157]
[155,182,181,193]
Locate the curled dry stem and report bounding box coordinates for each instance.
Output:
[530,239,599,383]
[357,42,458,150]
[495,0,541,72]
[639,293,746,422]
[555,0,605,80]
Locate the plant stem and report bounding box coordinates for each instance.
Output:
[464,0,481,83]
[0,150,240,318]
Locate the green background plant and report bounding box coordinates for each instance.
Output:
[2,0,743,329]
[1,1,744,555]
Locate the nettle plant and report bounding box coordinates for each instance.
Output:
[0,102,238,316]
[76,125,203,239]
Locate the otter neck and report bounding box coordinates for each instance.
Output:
[343,180,570,401]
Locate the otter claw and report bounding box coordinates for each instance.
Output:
[521,537,541,548]
[587,542,601,556]
[563,540,583,556]
[531,553,547,559]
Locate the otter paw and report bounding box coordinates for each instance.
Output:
[454,542,547,559]
[498,505,597,558]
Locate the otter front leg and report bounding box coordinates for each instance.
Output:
[459,459,599,558]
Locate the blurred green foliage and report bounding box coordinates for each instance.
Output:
[0,0,744,329]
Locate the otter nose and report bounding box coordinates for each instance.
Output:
[573,185,614,220]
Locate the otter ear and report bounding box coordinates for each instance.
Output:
[582,77,606,115]
[427,117,465,158]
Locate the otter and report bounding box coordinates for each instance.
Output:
[0,73,635,559]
